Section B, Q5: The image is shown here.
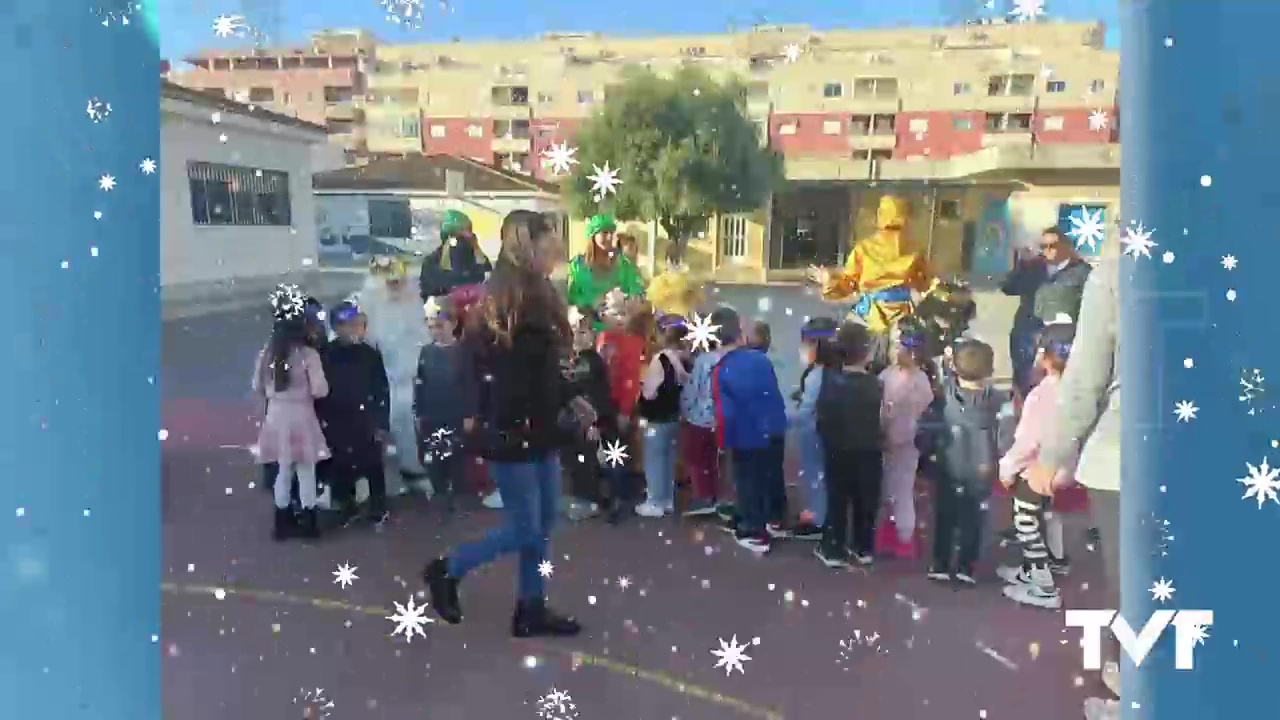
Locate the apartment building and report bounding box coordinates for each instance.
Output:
[166,29,376,162]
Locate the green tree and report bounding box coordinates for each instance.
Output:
[563,66,782,259]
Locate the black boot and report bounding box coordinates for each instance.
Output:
[512,598,581,638]
[272,508,295,541]
[422,557,463,624]
[297,508,320,539]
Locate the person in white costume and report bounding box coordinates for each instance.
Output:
[350,256,433,495]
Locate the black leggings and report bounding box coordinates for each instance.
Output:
[1011,478,1052,575]
[823,449,883,554]
[931,474,985,573]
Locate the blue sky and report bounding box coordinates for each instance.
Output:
[158,0,1118,61]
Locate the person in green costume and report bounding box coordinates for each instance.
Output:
[566,214,645,313]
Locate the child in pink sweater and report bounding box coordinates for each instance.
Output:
[877,322,936,558]
[997,318,1085,609]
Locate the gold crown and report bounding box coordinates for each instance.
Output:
[369,255,408,279]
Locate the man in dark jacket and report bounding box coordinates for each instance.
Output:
[419,209,492,305]
[1000,227,1091,396]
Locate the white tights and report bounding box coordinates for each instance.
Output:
[274,461,318,510]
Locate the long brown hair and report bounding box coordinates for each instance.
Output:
[471,209,570,347]
[585,229,618,270]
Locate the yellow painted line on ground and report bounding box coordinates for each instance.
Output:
[162,581,784,720]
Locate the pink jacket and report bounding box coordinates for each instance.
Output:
[998,374,1077,488]
[879,365,934,447]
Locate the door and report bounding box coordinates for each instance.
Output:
[970,197,1012,281]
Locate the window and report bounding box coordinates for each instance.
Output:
[682,46,707,57]
[248,87,274,102]
[720,215,748,259]
[850,113,896,135]
[368,198,412,238]
[536,92,554,103]
[1089,79,1106,93]
[984,112,1033,132]
[952,81,971,95]
[394,115,420,138]
[1042,115,1065,131]
[778,122,798,136]
[576,89,595,104]
[939,199,962,220]
[282,92,292,104]
[822,120,842,135]
[908,117,929,133]
[987,73,1036,96]
[430,125,446,138]
[326,120,354,135]
[852,77,899,98]
[746,81,770,99]
[491,85,529,106]
[187,162,290,227]
[952,116,973,131]
[822,82,843,98]
[465,124,483,138]
[869,149,893,161]
[1045,80,1066,93]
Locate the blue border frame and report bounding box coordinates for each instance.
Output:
[0,2,160,716]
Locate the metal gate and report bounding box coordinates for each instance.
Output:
[720,215,748,259]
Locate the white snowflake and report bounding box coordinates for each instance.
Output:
[783,43,802,63]
[1088,109,1110,131]
[541,142,579,176]
[567,306,585,328]
[538,560,555,578]
[381,0,425,28]
[385,595,434,643]
[211,14,248,38]
[1188,623,1210,646]
[1226,289,1238,302]
[1162,251,1175,264]
[1222,255,1238,270]
[1121,222,1157,258]
[423,296,443,318]
[139,157,156,174]
[1172,400,1198,422]
[97,3,139,26]
[686,312,721,352]
[332,563,359,589]
[269,284,306,320]
[86,98,111,122]
[1008,0,1046,23]
[588,162,623,201]
[1239,369,1265,412]
[711,635,753,675]
[293,687,334,719]
[601,439,629,468]
[617,576,631,590]
[1066,207,1106,251]
[536,687,579,720]
[1239,458,1280,508]
[1149,577,1176,603]
[98,174,116,191]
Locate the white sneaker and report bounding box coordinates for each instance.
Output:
[997,565,1030,584]
[1083,697,1120,720]
[1101,661,1120,697]
[1002,567,1061,609]
[634,502,667,518]
[482,491,503,509]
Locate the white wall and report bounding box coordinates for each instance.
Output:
[160,101,327,286]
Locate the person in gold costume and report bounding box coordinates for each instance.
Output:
[806,195,934,371]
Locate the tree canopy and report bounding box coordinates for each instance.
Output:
[562,66,783,253]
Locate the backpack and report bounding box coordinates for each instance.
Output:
[816,369,884,454]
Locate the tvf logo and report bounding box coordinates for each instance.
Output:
[1065,609,1213,670]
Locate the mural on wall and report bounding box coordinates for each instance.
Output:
[972,197,1013,281]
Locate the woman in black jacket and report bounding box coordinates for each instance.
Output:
[423,210,596,638]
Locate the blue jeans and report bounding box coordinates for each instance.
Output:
[448,454,560,601]
[731,435,786,534]
[642,421,679,507]
[794,427,826,526]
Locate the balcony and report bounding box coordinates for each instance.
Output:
[876,143,1120,182]
[488,104,532,121]
[492,136,532,154]
[324,101,362,121]
[784,156,873,181]
[981,132,1034,148]
[849,133,897,151]
[980,94,1037,113]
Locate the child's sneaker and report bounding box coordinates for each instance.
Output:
[1049,556,1071,576]
[814,545,850,569]
[996,564,1028,584]
[634,502,667,518]
[1002,567,1061,609]
[953,566,978,585]
[926,566,952,582]
[1101,660,1120,697]
[851,551,874,567]
[717,516,739,535]
[765,523,791,539]
[1083,698,1120,720]
[565,500,600,522]
[482,490,504,509]
[735,531,770,554]
[682,499,719,517]
[792,522,823,541]
[715,503,736,522]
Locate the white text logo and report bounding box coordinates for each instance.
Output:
[1064,609,1213,670]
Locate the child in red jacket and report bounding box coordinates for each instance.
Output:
[597,302,654,522]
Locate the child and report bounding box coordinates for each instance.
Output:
[679,318,729,519]
[926,338,1002,584]
[635,317,690,517]
[746,320,772,353]
[263,295,329,503]
[597,303,652,521]
[878,320,937,558]
[789,317,839,541]
[415,303,469,517]
[316,302,391,527]
[998,319,1083,609]
[647,243,705,320]
[562,311,617,521]
[254,287,331,540]
[813,322,885,568]
[712,307,789,553]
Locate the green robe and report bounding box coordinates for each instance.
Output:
[566,255,645,310]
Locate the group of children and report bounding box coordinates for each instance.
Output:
[252,280,1086,610]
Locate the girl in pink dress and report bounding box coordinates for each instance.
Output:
[877,322,936,558]
[254,288,331,540]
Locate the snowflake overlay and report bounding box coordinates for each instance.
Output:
[601,439,629,468]
[1237,458,1280,508]
[1121,222,1157,258]
[212,14,248,38]
[1009,0,1046,23]
[1240,369,1265,414]
[686,312,721,352]
[332,563,359,589]
[710,635,753,675]
[381,0,425,29]
[86,98,112,123]
[269,284,306,320]
[587,162,623,201]
[541,142,579,176]
[1088,109,1110,131]
[386,596,434,643]
[1149,577,1175,603]
[96,2,141,26]
[536,688,579,720]
[1067,207,1106,251]
[293,687,334,719]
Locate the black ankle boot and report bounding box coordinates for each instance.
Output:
[512,598,581,638]
[272,508,295,541]
[422,557,463,624]
[297,508,320,539]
